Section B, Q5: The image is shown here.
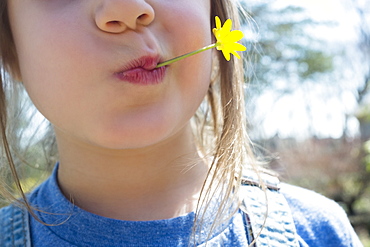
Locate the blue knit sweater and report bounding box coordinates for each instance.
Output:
[18,168,364,246]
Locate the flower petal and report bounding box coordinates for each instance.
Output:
[224,30,244,43]
[228,43,246,52]
[222,19,232,33]
[231,51,241,59]
[215,16,222,30]
[222,49,231,61]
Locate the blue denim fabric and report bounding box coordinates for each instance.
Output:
[0,204,31,247]
[240,170,299,246]
[240,186,300,246]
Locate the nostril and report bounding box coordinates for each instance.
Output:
[97,20,126,33]
[106,20,122,27]
[137,14,152,25]
[95,3,154,33]
[138,14,146,20]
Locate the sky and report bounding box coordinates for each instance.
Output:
[284,0,346,18]
[289,0,358,40]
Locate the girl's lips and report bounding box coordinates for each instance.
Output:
[115,66,167,85]
[114,56,167,85]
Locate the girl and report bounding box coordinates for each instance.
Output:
[0,0,363,246]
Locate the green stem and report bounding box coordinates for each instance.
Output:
[156,43,218,68]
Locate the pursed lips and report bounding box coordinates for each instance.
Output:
[114,55,167,85]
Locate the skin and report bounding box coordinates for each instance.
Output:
[8,0,212,221]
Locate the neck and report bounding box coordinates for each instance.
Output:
[55,124,209,221]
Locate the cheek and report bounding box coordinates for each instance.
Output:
[157,1,212,53]
[9,6,92,119]
[157,0,213,96]
[174,51,213,124]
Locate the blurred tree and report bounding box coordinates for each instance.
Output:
[240,1,334,95]
[239,1,337,138]
[351,0,370,238]
[351,0,370,105]
[0,82,57,207]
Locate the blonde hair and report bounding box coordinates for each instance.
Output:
[0,0,256,242]
[190,0,256,243]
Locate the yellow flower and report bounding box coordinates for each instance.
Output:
[213,16,246,61]
[156,16,246,68]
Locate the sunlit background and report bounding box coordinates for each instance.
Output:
[242,0,370,244]
[246,0,363,139]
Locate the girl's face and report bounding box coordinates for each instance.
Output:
[8,0,212,149]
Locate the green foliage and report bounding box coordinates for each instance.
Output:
[363,140,370,172]
[0,84,57,208]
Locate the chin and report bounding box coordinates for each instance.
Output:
[87,124,179,151]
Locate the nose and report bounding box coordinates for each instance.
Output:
[95,0,155,33]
